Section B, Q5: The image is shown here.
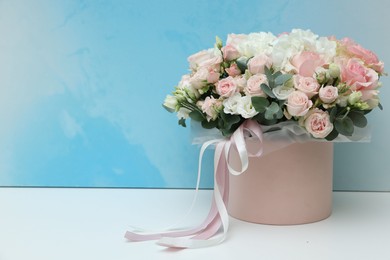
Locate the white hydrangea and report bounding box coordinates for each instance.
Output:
[227,32,276,58]
[271,29,319,71]
[315,37,337,63]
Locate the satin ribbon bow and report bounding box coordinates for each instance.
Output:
[125,120,263,248]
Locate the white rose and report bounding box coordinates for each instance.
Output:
[304,109,334,138]
[286,91,313,116]
[319,85,338,103]
[272,85,294,100]
[223,93,242,115]
[237,95,259,119]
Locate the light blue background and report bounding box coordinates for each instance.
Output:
[0,0,389,190]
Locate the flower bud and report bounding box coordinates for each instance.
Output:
[328,63,340,78]
[348,91,363,105]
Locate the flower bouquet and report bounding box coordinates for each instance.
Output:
[126,29,384,249]
[164,29,384,140]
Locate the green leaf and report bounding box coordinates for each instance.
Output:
[264,66,273,81]
[202,120,218,129]
[378,102,383,110]
[325,128,339,141]
[334,117,354,136]
[251,96,269,113]
[189,110,205,122]
[329,106,337,122]
[220,112,241,130]
[260,84,276,98]
[178,118,186,127]
[274,74,292,86]
[348,111,367,128]
[264,102,280,120]
[236,58,248,73]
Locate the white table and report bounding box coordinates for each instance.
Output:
[1,188,389,260]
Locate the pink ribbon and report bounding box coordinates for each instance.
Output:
[125,120,263,248]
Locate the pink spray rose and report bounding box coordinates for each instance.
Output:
[221,45,240,61]
[201,96,222,121]
[248,54,272,75]
[225,63,241,77]
[293,75,320,98]
[244,74,267,97]
[286,91,313,116]
[319,85,338,103]
[291,51,325,77]
[304,109,333,138]
[216,76,237,97]
[340,58,379,90]
[189,67,219,89]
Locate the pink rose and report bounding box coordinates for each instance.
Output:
[291,51,325,77]
[234,75,247,92]
[286,91,313,116]
[248,54,272,74]
[293,75,320,98]
[221,45,240,61]
[216,76,237,97]
[341,38,384,74]
[189,67,219,89]
[225,63,241,77]
[244,74,267,97]
[319,85,338,103]
[340,58,379,90]
[201,96,222,121]
[207,70,220,83]
[304,109,333,138]
[187,49,222,71]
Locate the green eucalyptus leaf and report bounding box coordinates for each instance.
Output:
[276,107,284,119]
[264,66,273,81]
[268,102,280,113]
[334,117,354,136]
[260,84,276,98]
[202,119,218,129]
[348,111,367,128]
[221,112,241,129]
[325,128,339,141]
[251,96,269,113]
[178,118,186,127]
[264,102,280,120]
[236,58,248,73]
[329,106,337,122]
[273,71,282,79]
[274,74,292,86]
[189,110,205,122]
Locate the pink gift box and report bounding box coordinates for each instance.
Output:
[228,141,333,225]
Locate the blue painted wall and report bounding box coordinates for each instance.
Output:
[0,0,389,190]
